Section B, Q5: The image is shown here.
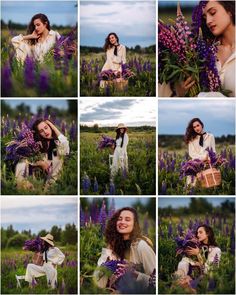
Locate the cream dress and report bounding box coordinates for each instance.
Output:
[15,134,69,187]
[111,133,129,177]
[11,30,60,63]
[25,247,65,288]
[175,246,221,278]
[94,239,156,289]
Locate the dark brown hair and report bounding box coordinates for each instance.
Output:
[184,117,204,144]
[27,13,50,45]
[196,224,217,246]
[116,128,127,148]
[201,1,235,43]
[103,32,119,52]
[105,207,152,259]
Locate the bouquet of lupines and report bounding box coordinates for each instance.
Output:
[23,236,43,252]
[5,124,41,164]
[175,229,201,256]
[158,2,222,97]
[99,65,135,82]
[97,135,116,150]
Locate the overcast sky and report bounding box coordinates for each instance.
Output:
[80,98,156,127]
[1,0,77,27]
[80,0,155,47]
[159,197,235,208]
[158,100,235,136]
[1,197,77,234]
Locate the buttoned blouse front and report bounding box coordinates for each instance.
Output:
[11,30,60,62]
[102,44,126,72]
[43,247,65,265]
[188,133,216,161]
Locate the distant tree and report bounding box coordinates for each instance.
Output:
[21,229,32,237]
[50,225,62,242]
[1,100,14,116]
[220,200,235,214]
[189,198,213,214]
[67,100,77,117]
[93,123,99,133]
[62,223,77,245]
[134,45,141,53]
[16,103,31,115]
[6,225,18,239]
[1,228,8,248]
[6,233,29,248]
[38,229,47,237]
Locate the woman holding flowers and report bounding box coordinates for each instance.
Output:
[15,119,69,190]
[158,0,235,97]
[110,123,129,178]
[174,224,221,291]
[11,13,60,63]
[94,207,156,292]
[100,32,126,88]
[24,234,65,289]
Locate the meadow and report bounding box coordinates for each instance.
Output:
[1,247,77,294]
[1,114,77,195]
[158,145,235,195]
[158,214,235,294]
[80,130,156,195]
[80,199,156,294]
[1,28,77,97]
[80,52,156,96]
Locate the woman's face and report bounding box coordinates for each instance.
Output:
[34,18,47,35]
[116,210,134,239]
[109,34,118,45]
[37,121,52,139]
[193,121,203,134]
[197,227,209,244]
[119,128,125,134]
[203,0,234,36]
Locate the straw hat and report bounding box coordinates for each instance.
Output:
[116,123,127,131]
[40,233,54,246]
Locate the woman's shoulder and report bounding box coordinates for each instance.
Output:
[119,44,125,49]
[206,132,214,139]
[209,246,221,254]
[49,30,61,38]
[133,237,153,250]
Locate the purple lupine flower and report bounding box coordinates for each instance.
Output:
[80,207,85,227]
[192,1,207,36]
[143,215,149,235]
[1,62,12,97]
[160,181,167,195]
[180,159,205,177]
[175,229,201,256]
[108,198,116,219]
[82,172,91,194]
[177,223,184,236]
[230,224,235,255]
[23,237,43,252]
[97,135,115,150]
[168,223,172,238]
[109,181,115,195]
[69,120,77,142]
[90,201,99,224]
[94,177,98,193]
[39,69,49,94]
[24,56,35,87]
[99,200,107,234]
[101,259,127,273]
[159,159,165,171]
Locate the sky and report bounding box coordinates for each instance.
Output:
[80,98,156,127]
[3,99,68,114]
[158,100,235,136]
[158,197,235,208]
[1,197,77,234]
[80,0,156,47]
[1,0,77,26]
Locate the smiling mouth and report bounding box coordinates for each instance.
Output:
[119,226,128,229]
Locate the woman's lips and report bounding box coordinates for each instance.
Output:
[210,25,216,32]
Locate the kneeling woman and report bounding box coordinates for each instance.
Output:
[94,207,156,291]
[15,119,69,190]
[25,234,65,289]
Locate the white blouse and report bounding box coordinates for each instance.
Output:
[188,133,215,161]
[94,239,156,288]
[54,134,70,156]
[11,30,60,62]
[102,44,126,72]
[43,247,65,265]
[115,133,129,154]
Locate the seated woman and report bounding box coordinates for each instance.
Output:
[15,119,69,190]
[94,207,156,292]
[11,13,60,63]
[24,234,65,289]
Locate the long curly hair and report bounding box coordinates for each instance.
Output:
[104,207,152,259]
[32,118,57,153]
[103,32,119,52]
[115,128,127,148]
[184,117,204,144]
[196,224,217,246]
[200,0,235,43]
[27,13,51,45]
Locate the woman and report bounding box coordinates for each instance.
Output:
[94,207,156,291]
[11,13,60,63]
[159,0,235,97]
[15,119,69,190]
[24,234,65,289]
[100,32,126,88]
[174,224,221,290]
[111,123,129,178]
[184,118,215,186]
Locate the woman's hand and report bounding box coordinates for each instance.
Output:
[35,160,51,173]
[45,120,61,138]
[175,77,195,97]
[23,30,40,40]
[185,246,200,256]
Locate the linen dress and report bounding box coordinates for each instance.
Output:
[94,239,156,289]
[11,30,60,63]
[25,247,65,288]
[15,133,69,186]
[187,133,216,186]
[111,133,129,177]
[174,246,221,278]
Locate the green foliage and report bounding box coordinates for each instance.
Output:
[6,234,30,249]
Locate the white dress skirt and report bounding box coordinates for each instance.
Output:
[111,133,129,177]
[25,247,65,288]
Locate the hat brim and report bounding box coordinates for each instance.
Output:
[40,237,54,246]
[116,127,128,131]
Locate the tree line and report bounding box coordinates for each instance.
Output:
[81,45,156,54]
[80,124,155,133]
[1,224,77,248]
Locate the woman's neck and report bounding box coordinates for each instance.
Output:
[39,29,49,42]
[123,234,130,240]
[220,24,235,49]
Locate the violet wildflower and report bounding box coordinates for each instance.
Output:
[160,181,167,195]
[99,200,107,234]
[97,135,115,150]
[24,56,35,87]
[39,69,49,94]
[94,177,98,193]
[1,62,12,97]
[108,198,116,219]
[168,223,172,238]
[109,181,115,195]
[82,172,91,194]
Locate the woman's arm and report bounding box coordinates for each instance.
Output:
[209,134,216,153]
[45,120,62,138]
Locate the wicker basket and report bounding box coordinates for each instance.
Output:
[32,252,44,266]
[196,166,221,188]
[105,79,128,91]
